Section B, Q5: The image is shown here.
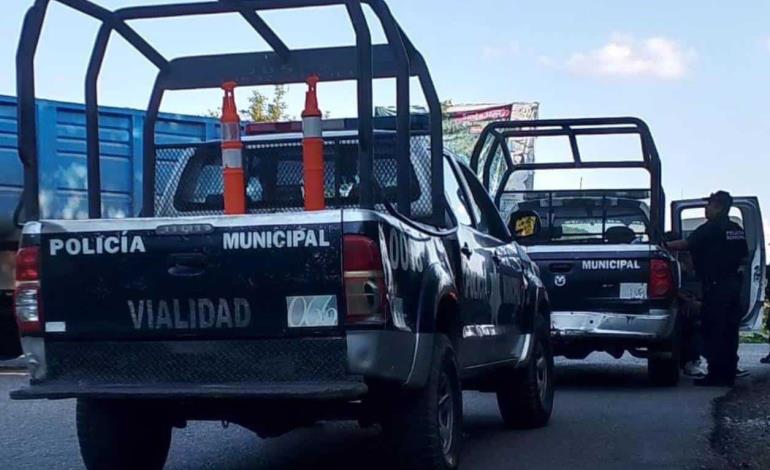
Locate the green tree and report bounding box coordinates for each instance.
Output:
[205,85,291,122]
[244,85,290,122]
[440,99,454,119]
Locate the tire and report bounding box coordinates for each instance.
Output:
[76,399,172,470]
[496,324,555,429]
[649,330,681,387]
[0,303,22,360]
[648,349,680,386]
[382,335,462,470]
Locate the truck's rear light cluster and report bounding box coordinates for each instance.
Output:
[343,235,388,325]
[15,246,42,335]
[649,258,675,299]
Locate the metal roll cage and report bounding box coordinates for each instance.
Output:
[17,0,444,223]
[469,117,665,238]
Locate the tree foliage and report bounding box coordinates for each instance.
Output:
[205,85,291,122]
[440,99,454,119]
[245,85,290,122]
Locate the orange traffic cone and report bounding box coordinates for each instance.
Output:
[302,75,325,211]
[221,81,246,215]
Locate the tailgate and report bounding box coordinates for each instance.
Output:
[39,212,343,340]
[527,245,653,313]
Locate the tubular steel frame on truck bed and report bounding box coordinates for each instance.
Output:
[469,117,666,240]
[17,0,444,224]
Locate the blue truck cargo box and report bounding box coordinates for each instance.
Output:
[0,95,220,238]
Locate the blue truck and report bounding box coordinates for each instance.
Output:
[0,94,220,358]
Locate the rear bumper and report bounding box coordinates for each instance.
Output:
[10,380,368,401]
[551,308,677,343]
[11,331,432,400]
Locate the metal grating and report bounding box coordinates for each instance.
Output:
[46,339,350,384]
[154,133,433,219]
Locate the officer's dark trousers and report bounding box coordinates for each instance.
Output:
[681,318,703,364]
[702,279,741,381]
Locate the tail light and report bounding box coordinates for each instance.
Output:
[649,258,674,299]
[15,246,42,335]
[343,235,387,325]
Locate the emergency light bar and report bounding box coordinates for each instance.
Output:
[244,114,432,136]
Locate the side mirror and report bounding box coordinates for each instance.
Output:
[508,210,542,241]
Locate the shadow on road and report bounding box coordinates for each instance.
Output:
[170,361,656,470]
[171,423,393,470]
[554,362,655,390]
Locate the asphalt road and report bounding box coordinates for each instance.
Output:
[2,345,766,470]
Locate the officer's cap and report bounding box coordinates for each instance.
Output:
[708,190,733,209]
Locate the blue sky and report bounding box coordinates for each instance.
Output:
[2,0,769,233]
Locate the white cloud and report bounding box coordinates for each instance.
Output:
[537,55,555,67]
[563,34,695,80]
[482,41,521,61]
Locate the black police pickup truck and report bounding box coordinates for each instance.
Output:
[0,247,20,360]
[11,3,552,469]
[12,131,554,470]
[471,117,766,386]
[464,118,764,385]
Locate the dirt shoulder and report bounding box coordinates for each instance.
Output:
[706,366,770,469]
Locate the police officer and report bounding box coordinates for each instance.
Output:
[668,191,748,386]
[761,265,770,364]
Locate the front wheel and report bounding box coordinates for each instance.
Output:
[76,399,172,470]
[496,328,555,429]
[382,335,462,470]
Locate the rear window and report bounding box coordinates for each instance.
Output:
[158,133,433,218]
[680,207,744,238]
[508,192,651,245]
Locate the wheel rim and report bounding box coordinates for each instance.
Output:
[437,370,455,458]
[535,342,549,403]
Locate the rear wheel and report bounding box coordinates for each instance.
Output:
[0,301,22,360]
[496,325,554,429]
[77,399,172,470]
[648,331,681,386]
[382,335,462,470]
[648,353,680,386]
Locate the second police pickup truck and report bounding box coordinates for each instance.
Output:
[10,2,553,469]
[471,118,766,386]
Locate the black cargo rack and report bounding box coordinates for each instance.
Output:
[17,0,444,223]
[469,117,665,239]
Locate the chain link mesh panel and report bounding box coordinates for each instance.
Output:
[154,133,433,219]
[155,145,198,209]
[409,135,433,219]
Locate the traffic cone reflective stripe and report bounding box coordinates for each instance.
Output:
[302,75,325,211]
[220,81,246,215]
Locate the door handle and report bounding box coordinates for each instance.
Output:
[168,253,207,277]
[460,243,472,259]
[549,262,573,274]
[168,265,205,277]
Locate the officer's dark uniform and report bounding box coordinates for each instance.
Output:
[687,215,748,383]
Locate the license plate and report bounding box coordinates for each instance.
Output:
[620,283,648,300]
[286,295,338,328]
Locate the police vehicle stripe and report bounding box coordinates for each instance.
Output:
[26,209,386,234]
